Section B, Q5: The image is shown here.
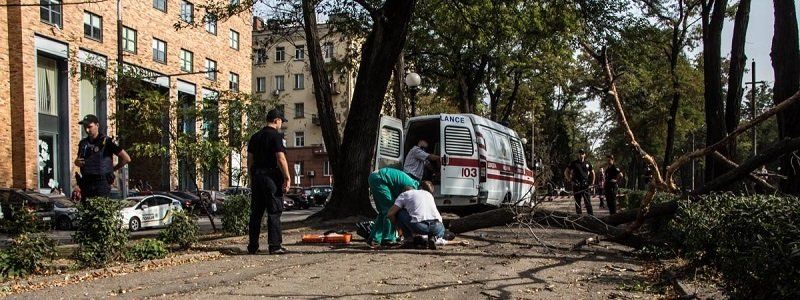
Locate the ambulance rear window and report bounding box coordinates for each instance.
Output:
[379,126,401,158]
[444,126,474,156]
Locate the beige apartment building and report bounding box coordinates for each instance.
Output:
[252,21,358,187]
[0,0,252,193]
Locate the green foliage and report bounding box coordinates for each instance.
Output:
[159,209,199,250]
[0,233,56,278]
[72,198,128,267]
[2,206,49,236]
[125,239,169,262]
[221,194,250,236]
[671,194,800,298]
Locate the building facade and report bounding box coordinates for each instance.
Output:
[0,0,252,193]
[252,22,358,187]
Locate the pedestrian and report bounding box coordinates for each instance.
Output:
[564,149,595,215]
[70,185,82,203]
[74,114,130,201]
[604,155,624,215]
[402,139,440,182]
[246,109,291,255]
[368,167,419,247]
[388,182,444,250]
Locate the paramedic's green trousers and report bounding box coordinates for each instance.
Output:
[368,172,397,244]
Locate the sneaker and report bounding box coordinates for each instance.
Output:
[269,247,288,255]
[427,235,437,250]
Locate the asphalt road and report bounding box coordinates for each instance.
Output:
[1,207,322,247]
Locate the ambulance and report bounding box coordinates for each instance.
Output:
[375,114,535,208]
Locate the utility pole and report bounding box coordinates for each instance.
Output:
[116,0,129,198]
[744,59,767,157]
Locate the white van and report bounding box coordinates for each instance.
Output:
[375,114,535,208]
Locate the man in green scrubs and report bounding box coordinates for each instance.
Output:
[368,167,419,246]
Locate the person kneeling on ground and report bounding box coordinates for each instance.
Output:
[387,181,444,250]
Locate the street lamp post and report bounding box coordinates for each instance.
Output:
[404,72,421,117]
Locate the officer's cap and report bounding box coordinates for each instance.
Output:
[79,114,100,125]
[267,109,288,122]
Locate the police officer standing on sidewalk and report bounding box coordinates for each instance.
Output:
[246,109,291,255]
[603,155,624,215]
[564,149,595,215]
[74,115,131,200]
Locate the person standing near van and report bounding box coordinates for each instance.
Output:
[604,155,623,215]
[246,109,291,255]
[368,167,420,247]
[564,149,595,215]
[74,114,131,200]
[403,139,440,181]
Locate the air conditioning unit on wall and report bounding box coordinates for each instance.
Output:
[307,171,315,177]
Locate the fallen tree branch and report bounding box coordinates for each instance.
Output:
[600,201,679,226]
[710,151,776,193]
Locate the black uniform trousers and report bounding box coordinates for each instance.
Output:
[80,174,111,201]
[573,181,593,215]
[248,170,284,252]
[604,182,619,215]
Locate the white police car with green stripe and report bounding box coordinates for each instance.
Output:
[120,195,183,231]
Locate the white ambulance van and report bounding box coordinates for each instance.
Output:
[375,114,535,208]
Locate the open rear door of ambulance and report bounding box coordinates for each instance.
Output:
[374,116,404,171]
[439,114,479,196]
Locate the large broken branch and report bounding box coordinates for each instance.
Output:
[710,151,776,193]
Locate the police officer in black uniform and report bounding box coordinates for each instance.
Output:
[74,114,131,200]
[603,155,624,215]
[564,149,595,215]
[246,109,291,255]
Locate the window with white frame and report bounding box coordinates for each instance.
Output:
[179,49,193,72]
[256,77,266,92]
[275,47,285,61]
[204,59,216,80]
[229,72,239,91]
[275,75,284,91]
[323,160,331,176]
[294,132,305,147]
[121,27,137,53]
[204,10,217,34]
[41,0,62,26]
[153,0,166,12]
[180,1,194,23]
[294,74,304,90]
[152,38,167,63]
[255,48,267,64]
[229,30,239,50]
[294,103,304,119]
[323,42,334,60]
[295,45,305,60]
[84,12,102,41]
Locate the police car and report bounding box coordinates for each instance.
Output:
[120,195,183,231]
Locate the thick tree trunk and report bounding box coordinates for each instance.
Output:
[313,0,417,220]
[663,71,681,171]
[392,52,407,121]
[724,0,752,161]
[702,0,729,184]
[771,0,800,195]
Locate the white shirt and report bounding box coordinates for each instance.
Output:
[402,146,429,179]
[395,190,442,223]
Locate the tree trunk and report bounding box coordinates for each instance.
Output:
[392,52,407,121]
[313,0,417,220]
[771,0,800,195]
[724,0,752,161]
[702,0,729,184]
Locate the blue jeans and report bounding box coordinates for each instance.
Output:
[396,209,444,240]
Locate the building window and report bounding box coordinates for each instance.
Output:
[152,38,167,63]
[323,42,334,60]
[153,0,167,12]
[294,103,304,119]
[230,0,239,5]
[275,75,284,91]
[275,47,285,62]
[255,48,267,64]
[83,12,102,41]
[256,77,266,93]
[41,0,62,26]
[204,11,217,34]
[204,59,216,81]
[295,45,305,60]
[323,160,331,176]
[180,1,194,23]
[229,72,239,92]
[294,74,304,90]
[121,27,137,53]
[229,30,239,50]
[294,132,305,147]
[180,49,193,72]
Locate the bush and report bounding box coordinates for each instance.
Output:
[221,194,250,236]
[671,193,800,298]
[125,239,169,262]
[159,209,199,250]
[2,206,48,236]
[72,197,128,267]
[0,232,57,278]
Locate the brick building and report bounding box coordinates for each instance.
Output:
[0,0,252,193]
[252,21,358,187]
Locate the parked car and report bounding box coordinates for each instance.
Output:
[305,185,333,206]
[160,191,200,211]
[0,188,56,228]
[285,186,310,209]
[52,197,79,230]
[120,195,183,232]
[221,186,251,197]
[282,196,295,210]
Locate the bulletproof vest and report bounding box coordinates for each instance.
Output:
[80,135,113,175]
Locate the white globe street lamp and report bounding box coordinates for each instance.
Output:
[404,72,421,116]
